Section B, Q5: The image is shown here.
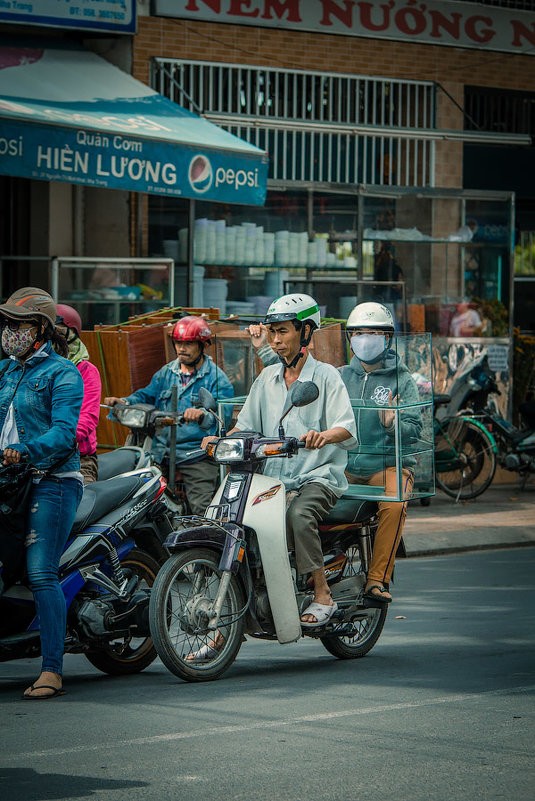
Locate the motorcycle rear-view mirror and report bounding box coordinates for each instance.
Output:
[198,387,217,412]
[278,381,319,437]
[290,381,319,407]
[197,387,225,435]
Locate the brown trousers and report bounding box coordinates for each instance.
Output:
[347,467,414,586]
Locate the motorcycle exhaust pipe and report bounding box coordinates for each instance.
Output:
[358,525,373,574]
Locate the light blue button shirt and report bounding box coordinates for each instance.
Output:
[235,354,357,497]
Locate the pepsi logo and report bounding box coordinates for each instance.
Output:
[188,154,213,194]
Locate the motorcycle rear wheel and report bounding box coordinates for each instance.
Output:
[435,418,496,500]
[321,606,387,659]
[149,548,246,682]
[84,548,160,676]
[321,545,388,659]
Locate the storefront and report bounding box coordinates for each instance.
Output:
[129,2,534,418]
[0,27,268,316]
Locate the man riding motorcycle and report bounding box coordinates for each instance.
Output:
[248,301,421,605]
[105,316,233,516]
[204,294,357,627]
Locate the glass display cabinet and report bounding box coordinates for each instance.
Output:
[51,257,175,329]
[148,186,513,340]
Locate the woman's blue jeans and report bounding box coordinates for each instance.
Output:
[25,477,83,676]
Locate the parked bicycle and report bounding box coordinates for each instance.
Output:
[433,394,497,500]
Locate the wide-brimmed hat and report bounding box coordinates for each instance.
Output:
[0,287,57,327]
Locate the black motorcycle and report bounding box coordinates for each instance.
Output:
[0,465,173,675]
[459,358,535,488]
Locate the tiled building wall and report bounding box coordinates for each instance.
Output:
[133,16,535,189]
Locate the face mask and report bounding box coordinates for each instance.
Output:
[350,333,386,364]
[2,326,38,358]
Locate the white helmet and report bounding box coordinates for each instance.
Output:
[347,301,394,332]
[264,293,321,330]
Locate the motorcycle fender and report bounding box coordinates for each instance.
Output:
[460,415,498,453]
[164,526,226,551]
[242,475,301,644]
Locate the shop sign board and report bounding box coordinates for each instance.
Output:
[0,117,268,203]
[154,0,535,56]
[0,43,268,204]
[0,0,136,34]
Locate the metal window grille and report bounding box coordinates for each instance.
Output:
[465,86,535,136]
[151,59,436,187]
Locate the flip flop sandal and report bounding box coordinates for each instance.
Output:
[300,601,338,628]
[22,684,66,700]
[185,640,225,662]
[362,585,392,604]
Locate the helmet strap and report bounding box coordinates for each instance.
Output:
[279,345,306,369]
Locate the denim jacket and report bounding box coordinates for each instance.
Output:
[0,342,83,471]
[125,356,234,464]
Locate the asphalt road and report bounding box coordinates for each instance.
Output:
[1,548,534,801]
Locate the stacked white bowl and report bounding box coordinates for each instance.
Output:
[163,240,180,262]
[193,218,208,263]
[203,278,228,313]
[274,230,289,266]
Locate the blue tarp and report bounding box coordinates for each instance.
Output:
[0,41,268,205]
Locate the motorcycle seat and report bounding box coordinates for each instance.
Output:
[97,447,145,481]
[72,474,148,533]
[322,497,378,526]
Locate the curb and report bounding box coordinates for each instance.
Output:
[405,540,535,558]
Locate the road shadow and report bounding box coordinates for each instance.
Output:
[0,767,147,801]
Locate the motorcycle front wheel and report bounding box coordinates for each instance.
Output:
[149,548,246,682]
[84,548,160,676]
[321,545,388,659]
[435,417,496,500]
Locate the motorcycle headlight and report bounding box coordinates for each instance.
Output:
[114,407,148,428]
[213,439,245,462]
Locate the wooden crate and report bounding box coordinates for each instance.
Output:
[84,307,219,450]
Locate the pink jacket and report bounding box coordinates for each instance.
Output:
[77,360,101,456]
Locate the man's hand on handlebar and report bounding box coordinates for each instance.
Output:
[104,396,126,407]
[299,426,354,450]
[183,407,205,424]
[201,435,219,450]
[299,430,330,450]
[3,448,21,465]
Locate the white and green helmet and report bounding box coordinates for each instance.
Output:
[264,293,321,330]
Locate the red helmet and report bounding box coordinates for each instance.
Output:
[171,316,211,343]
[57,304,82,335]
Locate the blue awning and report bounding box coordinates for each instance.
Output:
[0,41,268,205]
